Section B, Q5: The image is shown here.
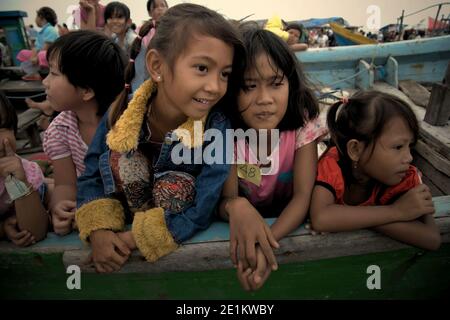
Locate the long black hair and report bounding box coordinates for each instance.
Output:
[228,27,319,131]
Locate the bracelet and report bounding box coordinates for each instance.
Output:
[4,175,34,201]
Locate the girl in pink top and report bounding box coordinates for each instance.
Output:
[42,31,126,236]
[0,92,48,246]
[219,28,327,291]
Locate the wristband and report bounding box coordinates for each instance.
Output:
[4,175,34,201]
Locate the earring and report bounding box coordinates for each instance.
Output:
[156,75,161,81]
[353,161,358,169]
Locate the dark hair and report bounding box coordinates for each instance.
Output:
[286,23,302,36]
[37,7,57,26]
[229,28,319,131]
[327,90,419,172]
[147,0,168,12]
[109,3,245,127]
[104,1,131,21]
[0,91,18,134]
[122,1,169,98]
[47,30,127,116]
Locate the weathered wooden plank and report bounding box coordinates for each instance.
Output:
[17,108,42,133]
[413,151,450,195]
[419,130,450,162]
[3,195,449,274]
[415,140,450,177]
[398,80,430,108]
[0,80,44,93]
[424,83,450,126]
[421,174,445,196]
[62,216,450,273]
[373,82,450,158]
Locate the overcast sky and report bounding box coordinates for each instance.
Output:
[1,0,448,31]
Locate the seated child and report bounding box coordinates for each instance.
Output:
[16,7,59,81]
[42,30,126,236]
[0,92,48,246]
[104,1,137,55]
[310,91,441,251]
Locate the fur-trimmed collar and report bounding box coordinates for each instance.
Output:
[107,79,206,153]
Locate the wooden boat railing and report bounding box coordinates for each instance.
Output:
[1,195,449,274]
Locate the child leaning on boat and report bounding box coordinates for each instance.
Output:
[42,30,126,236]
[310,91,441,250]
[75,3,245,273]
[0,92,48,246]
[219,27,327,291]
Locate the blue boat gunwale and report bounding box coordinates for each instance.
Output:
[1,195,449,274]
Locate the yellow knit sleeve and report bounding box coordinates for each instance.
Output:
[75,198,125,242]
[132,207,179,262]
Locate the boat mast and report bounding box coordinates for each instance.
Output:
[433,4,443,35]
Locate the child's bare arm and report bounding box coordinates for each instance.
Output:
[218,164,238,221]
[50,157,77,206]
[0,139,48,240]
[50,157,77,235]
[79,0,97,30]
[310,184,434,232]
[220,165,278,271]
[373,214,441,251]
[14,189,49,241]
[289,43,308,52]
[271,142,316,241]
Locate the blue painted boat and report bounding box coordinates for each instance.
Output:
[297,35,450,90]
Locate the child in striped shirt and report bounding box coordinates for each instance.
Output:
[42,30,126,235]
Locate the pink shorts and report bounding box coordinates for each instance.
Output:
[16,50,49,67]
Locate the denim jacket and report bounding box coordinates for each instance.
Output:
[77,107,231,244]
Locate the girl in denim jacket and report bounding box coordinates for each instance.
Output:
[76,3,245,273]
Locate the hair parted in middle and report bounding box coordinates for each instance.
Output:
[228,27,319,131]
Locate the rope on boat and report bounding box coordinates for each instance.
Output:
[322,69,368,87]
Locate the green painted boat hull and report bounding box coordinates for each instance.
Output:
[2,244,449,299]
